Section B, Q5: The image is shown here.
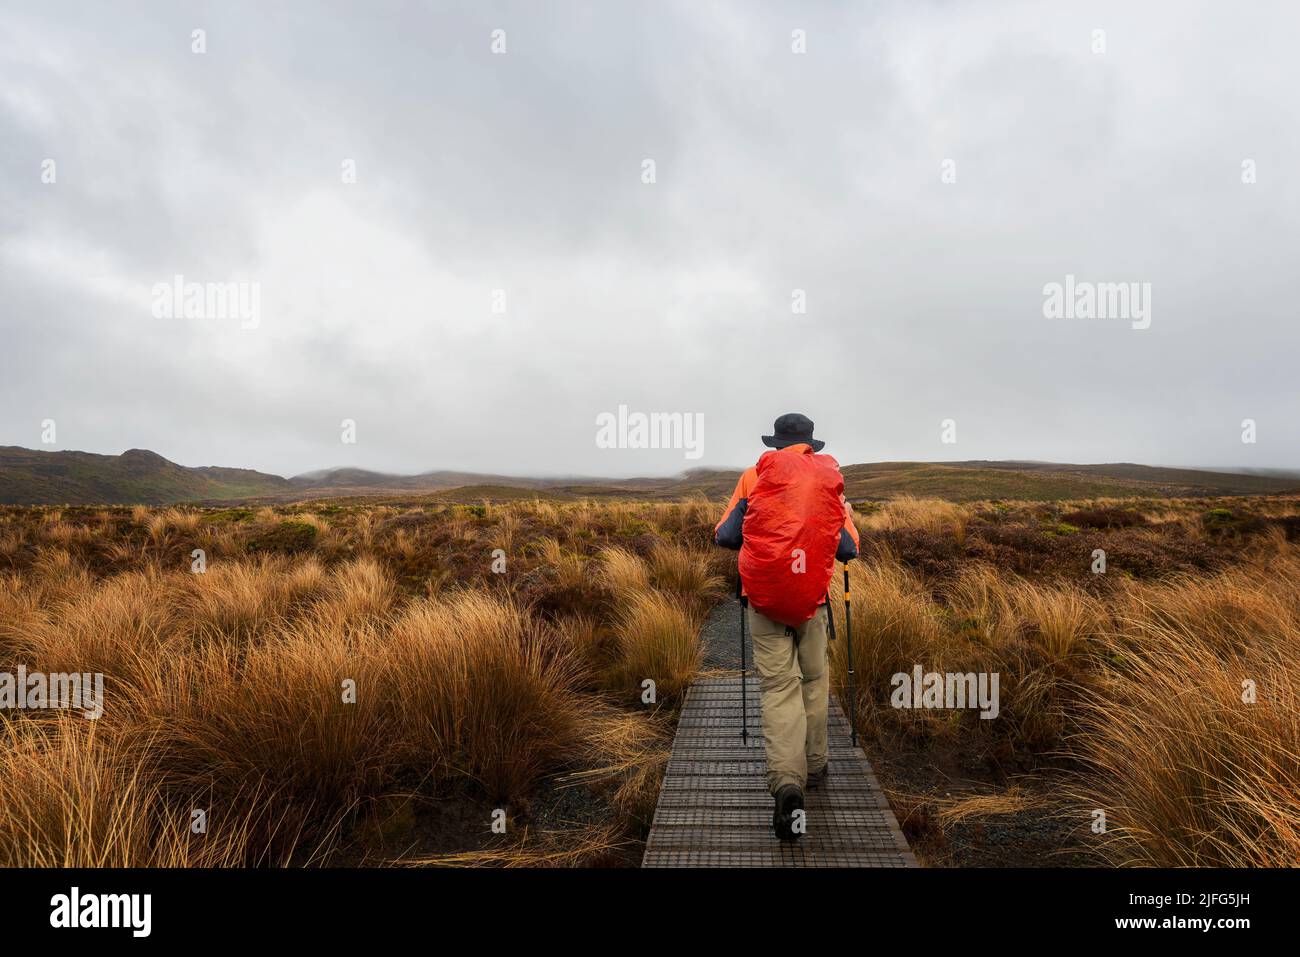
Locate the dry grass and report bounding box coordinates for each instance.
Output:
[830,518,1300,866]
[379,593,590,797]
[648,541,725,606]
[4,494,1297,867]
[1066,553,1300,867]
[933,787,1033,828]
[0,499,724,867]
[861,495,968,540]
[0,717,266,867]
[609,591,703,705]
[396,822,629,868]
[534,536,588,592]
[597,546,651,597]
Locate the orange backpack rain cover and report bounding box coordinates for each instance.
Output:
[738,449,845,628]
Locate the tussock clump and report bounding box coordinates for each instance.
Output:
[179,555,327,647]
[314,556,396,626]
[647,541,724,606]
[609,591,702,705]
[836,535,1300,867]
[550,613,611,675]
[598,546,651,597]
[11,570,176,697]
[1009,581,1103,662]
[0,717,265,867]
[381,593,592,798]
[122,631,389,854]
[28,548,95,602]
[1068,557,1300,866]
[863,496,968,540]
[534,536,587,592]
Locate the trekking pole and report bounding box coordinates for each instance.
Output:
[737,577,748,744]
[843,565,857,748]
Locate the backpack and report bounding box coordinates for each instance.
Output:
[738,449,845,628]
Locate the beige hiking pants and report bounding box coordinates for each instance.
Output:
[747,603,829,794]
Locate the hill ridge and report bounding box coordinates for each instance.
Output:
[2,446,1298,506]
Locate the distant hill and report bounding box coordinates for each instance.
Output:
[0,447,290,505]
[2,447,1297,506]
[282,462,1300,506]
[289,467,551,494]
[537,462,1300,503]
[909,461,1300,500]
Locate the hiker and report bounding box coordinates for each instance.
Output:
[714,413,859,841]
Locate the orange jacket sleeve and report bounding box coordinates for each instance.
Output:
[841,496,860,546]
[715,468,756,533]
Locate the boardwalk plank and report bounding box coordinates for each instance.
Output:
[642,676,917,868]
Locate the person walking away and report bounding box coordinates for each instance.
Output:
[714,413,859,841]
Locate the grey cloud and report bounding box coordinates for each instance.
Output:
[1,0,1297,478]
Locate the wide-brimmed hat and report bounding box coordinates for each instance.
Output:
[762,412,825,452]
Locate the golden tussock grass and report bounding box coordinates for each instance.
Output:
[1065,552,1300,867]
[0,717,268,867]
[832,534,1300,866]
[933,786,1034,828]
[0,501,726,865]
[378,593,591,797]
[597,546,651,597]
[550,613,610,673]
[861,495,969,539]
[647,541,725,606]
[533,536,587,592]
[177,557,326,647]
[395,822,629,868]
[608,590,703,704]
[13,495,1291,867]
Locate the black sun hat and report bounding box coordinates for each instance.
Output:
[762,412,825,452]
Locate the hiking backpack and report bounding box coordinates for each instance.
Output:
[738,449,846,628]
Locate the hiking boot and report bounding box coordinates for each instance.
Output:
[806,764,829,790]
[772,784,805,841]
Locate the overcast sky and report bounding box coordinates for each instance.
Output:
[2,0,1298,478]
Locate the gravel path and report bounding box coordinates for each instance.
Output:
[698,597,750,671]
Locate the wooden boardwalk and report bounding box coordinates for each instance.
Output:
[642,676,917,867]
